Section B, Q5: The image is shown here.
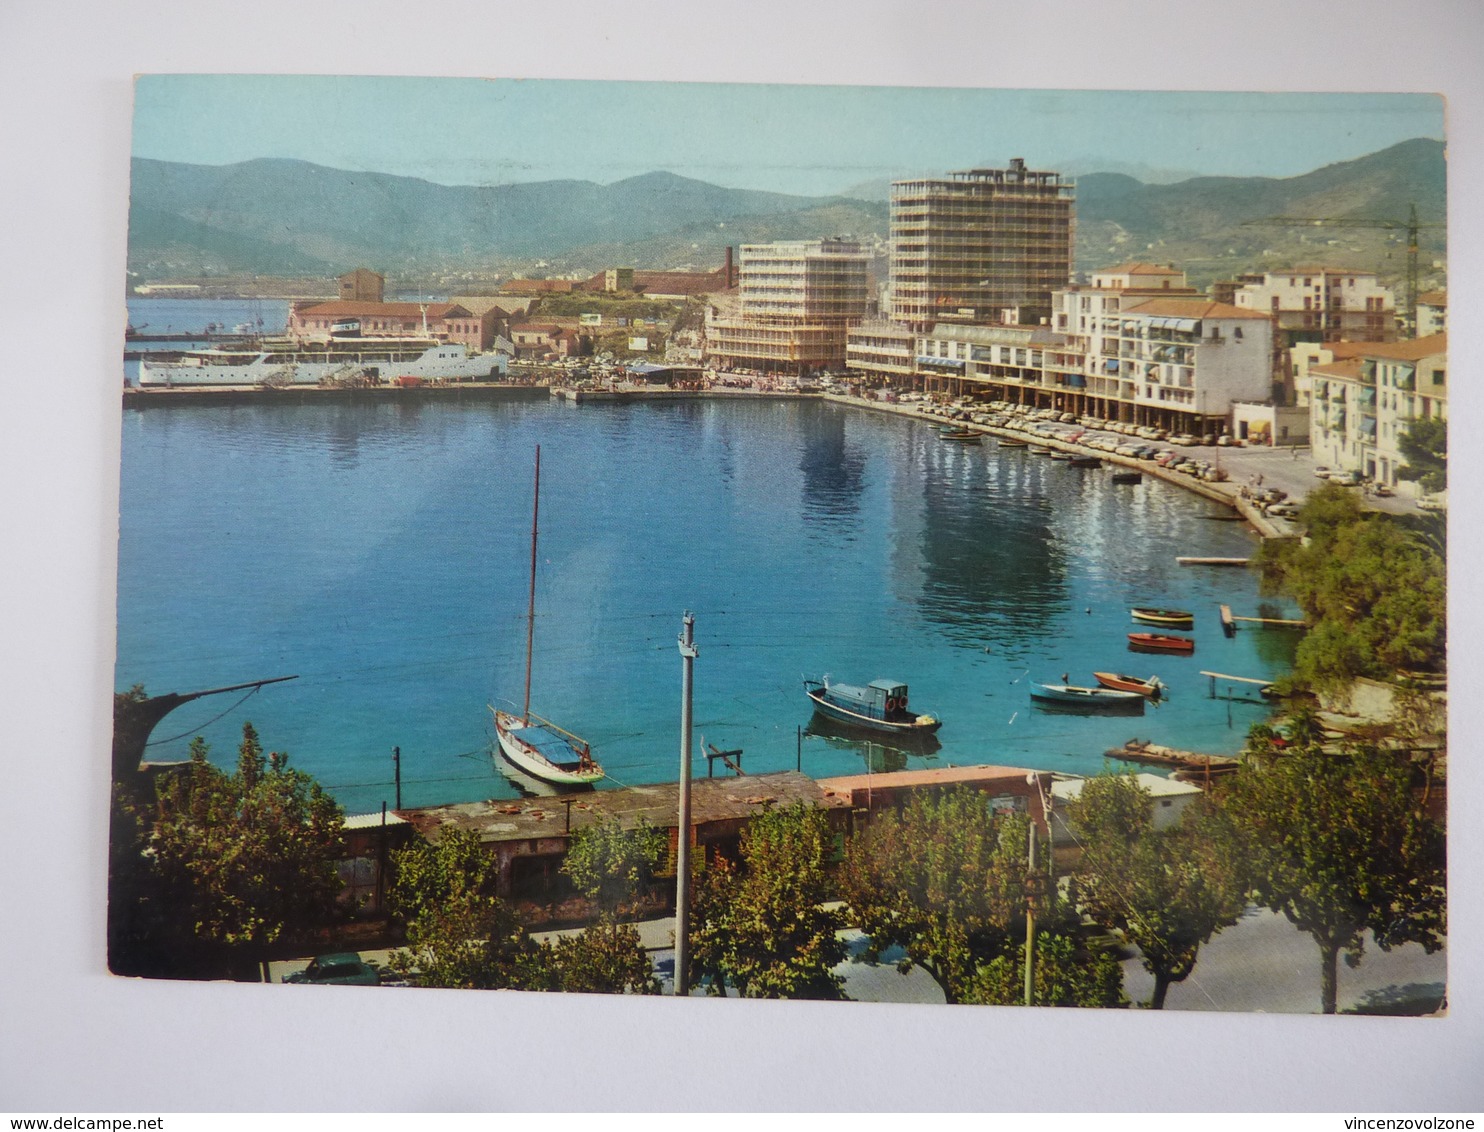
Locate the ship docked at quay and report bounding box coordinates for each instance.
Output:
[137,337,508,388]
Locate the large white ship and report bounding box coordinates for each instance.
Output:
[137,337,508,388]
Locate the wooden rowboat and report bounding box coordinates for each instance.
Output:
[1131,606,1194,628]
[1092,672,1166,698]
[1128,632,1195,654]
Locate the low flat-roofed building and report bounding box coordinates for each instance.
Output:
[287,300,498,351]
[817,765,1052,833]
[399,770,848,923]
[1047,772,1203,848]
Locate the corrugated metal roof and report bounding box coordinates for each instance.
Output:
[342,811,410,830]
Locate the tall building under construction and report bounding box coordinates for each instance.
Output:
[889,158,1075,329]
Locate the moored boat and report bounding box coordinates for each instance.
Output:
[1128,632,1195,654]
[1092,672,1166,698]
[491,446,605,788]
[139,338,507,387]
[1029,682,1146,708]
[939,429,981,443]
[804,677,942,735]
[1131,606,1195,628]
[998,438,1029,448]
[1068,455,1101,467]
[1111,471,1143,484]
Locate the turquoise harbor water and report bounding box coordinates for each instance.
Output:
[117,396,1300,814]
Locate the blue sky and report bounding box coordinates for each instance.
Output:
[132,76,1443,196]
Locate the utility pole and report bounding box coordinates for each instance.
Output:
[392,746,402,810]
[674,611,698,996]
[1024,814,1037,1007]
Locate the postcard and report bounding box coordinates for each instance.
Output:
[111,76,1447,1023]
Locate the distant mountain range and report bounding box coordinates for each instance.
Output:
[128,139,1445,290]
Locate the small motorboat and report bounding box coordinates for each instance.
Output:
[1046,451,1071,461]
[1028,445,1052,455]
[939,428,982,444]
[1092,672,1166,699]
[1131,607,1195,628]
[998,438,1029,448]
[1111,471,1143,484]
[805,677,943,735]
[1029,682,1146,708]
[1068,455,1101,468]
[1128,632,1195,654]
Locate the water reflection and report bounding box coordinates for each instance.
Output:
[804,714,943,771]
[914,441,1068,639]
[799,406,867,529]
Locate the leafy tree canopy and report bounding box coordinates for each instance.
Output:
[561,818,667,917]
[691,802,846,1000]
[839,790,1033,1004]
[1397,416,1447,495]
[1066,774,1246,1008]
[966,932,1126,1008]
[1257,484,1445,688]
[112,722,346,976]
[1227,744,1445,1014]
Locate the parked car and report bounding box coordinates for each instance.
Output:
[1329,471,1362,487]
[1312,466,1333,479]
[282,952,382,986]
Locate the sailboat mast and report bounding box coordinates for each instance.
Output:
[523,445,540,725]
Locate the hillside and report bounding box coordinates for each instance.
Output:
[127,159,848,276]
[127,139,1446,292]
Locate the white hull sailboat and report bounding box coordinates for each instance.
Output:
[491,445,604,788]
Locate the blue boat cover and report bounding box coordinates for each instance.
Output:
[508,723,587,769]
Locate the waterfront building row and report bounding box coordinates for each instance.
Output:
[846,265,1277,437]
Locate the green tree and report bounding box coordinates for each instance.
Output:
[1257,485,1445,689]
[390,888,533,990]
[523,920,661,995]
[388,823,660,994]
[1397,416,1447,495]
[691,803,847,999]
[838,790,1031,1004]
[112,723,345,977]
[1066,774,1246,1008]
[387,828,534,989]
[561,818,666,917]
[966,932,1126,1008]
[1227,744,1445,1014]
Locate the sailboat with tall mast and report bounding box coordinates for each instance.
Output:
[491,445,605,787]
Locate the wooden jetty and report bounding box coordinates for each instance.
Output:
[1105,738,1240,780]
[1219,602,1306,637]
[1198,670,1277,701]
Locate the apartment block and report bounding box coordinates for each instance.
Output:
[1309,334,1446,492]
[889,159,1074,330]
[705,238,870,374]
[1228,267,1395,345]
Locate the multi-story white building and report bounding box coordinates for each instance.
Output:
[1229,266,1395,345]
[1309,334,1446,493]
[1049,272,1275,434]
[704,238,870,374]
[889,159,1074,330]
